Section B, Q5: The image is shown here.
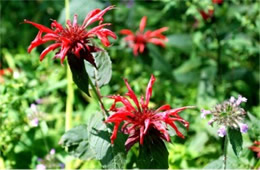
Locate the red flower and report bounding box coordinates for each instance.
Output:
[120,16,168,56]
[105,75,193,151]
[199,9,214,21]
[212,0,223,4]
[25,6,116,65]
[249,141,260,159]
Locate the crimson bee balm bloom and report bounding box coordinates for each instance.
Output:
[120,16,168,56]
[105,75,193,151]
[25,6,116,65]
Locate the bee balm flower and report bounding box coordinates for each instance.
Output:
[105,75,193,151]
[120,16,168,56]
[25,6,116,66]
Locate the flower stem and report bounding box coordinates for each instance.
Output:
[65,0,74,169]
[88,76,109,119]
[65,0,73,132]
[223,135,228,170]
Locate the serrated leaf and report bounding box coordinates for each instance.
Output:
[137,131,169,169]
[85,50,112,88]
[228,128,243,156]
[67,54,90,96]
[88,114,126,169]
[59,125,95,160]
[58,0,104,24]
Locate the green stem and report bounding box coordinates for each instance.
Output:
[223,135,228,170]
[65,0,73,132]
[40,125,49,153]
[65,0,74,169]
[88,76,109,119]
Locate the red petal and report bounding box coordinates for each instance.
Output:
[152,122,170,141]
[24,19,55,33]
[149,27,168,38]
[139,16,147,33]
[133,44,139,56]
[110,122,120,144]
[55,45,70,64]
[155,104,171,113]
[166,121,185,139]
[147,38,166,47]
[39,43,61,61]
[139,43,145,53]
[144,119,150,134]
[120,29,134,35]
[105,111,134,123]
[107,95,136,112]
[82,9,101,27]
[139,126,145,145]
[125,132,139,151]
[87,23,111,36]
[145,74,156,108]
[124,78,141,111]
[166,106,195,116]
[83,5,114,28]
[73,14,78,27]
[51,20,64,31]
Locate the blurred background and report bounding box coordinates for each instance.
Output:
[0,0,259,169]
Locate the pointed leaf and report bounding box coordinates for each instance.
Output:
[228,128,243,156]
[59,125,95,160]
[85,50,112,88]
[88,114,126,168]
[67,54,90,96]
[137,131,169,169]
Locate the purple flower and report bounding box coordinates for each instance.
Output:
[239,123,248,133]
[229,96,236,103]
[30,104,38,113]
[236,95,247,106]
[36,164,46,170]
[201,109,211,119]
[50,148,55,155]
[30,118,39,127]
[217,126,226,137]
[59,163,65,169]
[208,119,214,126]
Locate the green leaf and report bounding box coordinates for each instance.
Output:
[85,50,112,88]
[88,114,126,168]
[167,34,192,53]
[228,128,243,156]
[147,44,171,74]
[67,54,90,96]
[173,57,201,84]
[137,131,169,169]
[59,125,95,160]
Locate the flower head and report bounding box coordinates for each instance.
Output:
[120,16,168,56]
[199,9,214,21]
[249,141,260,158]
[202,95,248,137]
[212,0,223,4]
[105,75,193,151]
[25,6,116,66]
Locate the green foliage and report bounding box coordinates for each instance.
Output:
[1,0,259,169]
[67,54,90,96]
[137,133,169,169]
[228,128,243,156]
[85,50,112,88]
[60,114,127,168]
